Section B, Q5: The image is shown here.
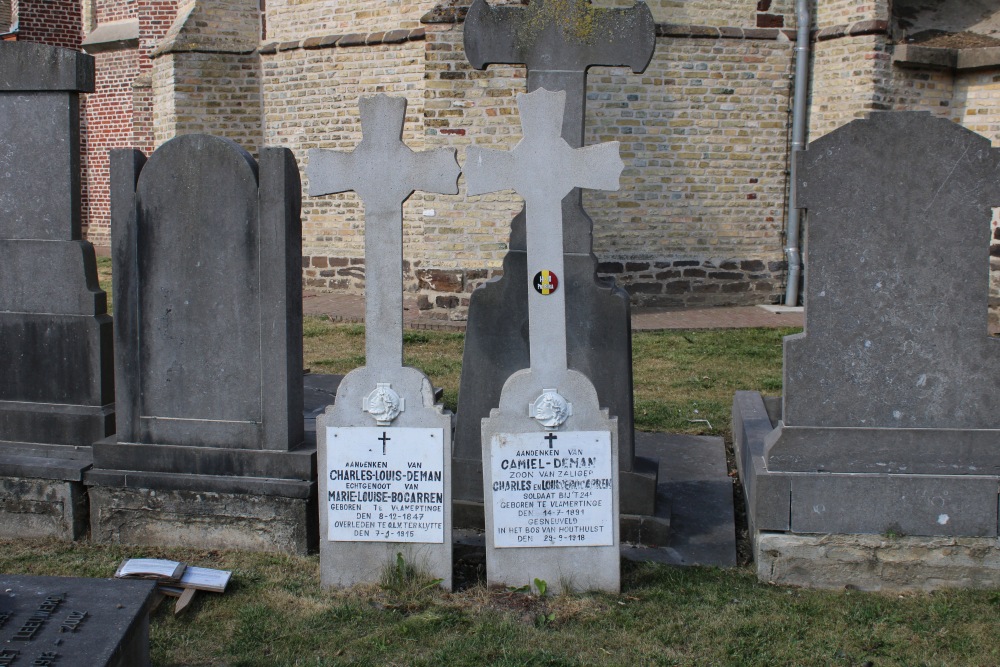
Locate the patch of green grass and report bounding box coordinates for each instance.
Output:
[2,540,999,666]
[631,328,792,435]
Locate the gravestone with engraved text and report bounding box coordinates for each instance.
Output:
[309,95,460,589]
[0,574,155,667]
[469,88,623,594]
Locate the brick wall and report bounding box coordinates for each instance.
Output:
[84,48,141,247]
[14,0,82,48]
[265,0,430,41]
[152,52,263,152]
[0,0,11,32]
[260,38,429,292]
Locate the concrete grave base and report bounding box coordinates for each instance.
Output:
[0,475,88,540]
[318,366,453,590]
[735,390,1000,590]
[482,368,620,595]
[755,532,1000,592]
[0,443,93,540]
[86,481,317,554]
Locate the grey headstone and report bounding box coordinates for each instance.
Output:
[88,135,313,551]
[0,574,155,667]
[738,113,1000,546]
[472,89,624,593]
[309,95,460,590]
[454,0,659,518]
[0,42,112,489]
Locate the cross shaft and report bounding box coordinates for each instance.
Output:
[308,95,460,371]
[464,89,623,385]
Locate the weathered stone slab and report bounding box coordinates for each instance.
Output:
[738,114,1000,588]
[0,42,110,542]
[309,95,459,589]
[0,574,154,667]
[756,533,1000,592]
[88,136,313,553]
[455,0,659,519]
[782,112,1000,432]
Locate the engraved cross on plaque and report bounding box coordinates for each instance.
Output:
[465,89,623,421]
[308,95,460,373]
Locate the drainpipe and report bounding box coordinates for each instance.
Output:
[784,0,810,306]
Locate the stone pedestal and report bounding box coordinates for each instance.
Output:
[0,43,112,540]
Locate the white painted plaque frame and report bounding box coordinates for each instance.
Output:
[326,426,445,543]
[490,431,614,548]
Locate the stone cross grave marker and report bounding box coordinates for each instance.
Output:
[454,0,660,521]
[309,94,460,589]
[466,88,623,594]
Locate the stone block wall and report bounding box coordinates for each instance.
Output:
[152,52,263,152]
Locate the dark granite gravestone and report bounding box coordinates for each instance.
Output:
[0,42,111,539]
[0,575,155,667]
[87,135,316,554]
[734,112,1000,587]
[454,0,661,528]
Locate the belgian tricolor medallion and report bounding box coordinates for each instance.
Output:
[533,270,559,295]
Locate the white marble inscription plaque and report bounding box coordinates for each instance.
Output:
[327,427,445,543]
[491,431,614,548]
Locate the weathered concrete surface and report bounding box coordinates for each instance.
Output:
[482,368,620,594]
[0,476,88,540]
[756,532,1000,592]
[89,486,316,554]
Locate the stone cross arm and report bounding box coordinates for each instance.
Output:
[308,94,459,212]
[306,94,459,371]
[464,0,656,73]
[464,90,623,203]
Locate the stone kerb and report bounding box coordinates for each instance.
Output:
[87,134,315,554]
[735,111,1000,589]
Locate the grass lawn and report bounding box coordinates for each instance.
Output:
[2,537,998,666]
[44,268,995,665]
